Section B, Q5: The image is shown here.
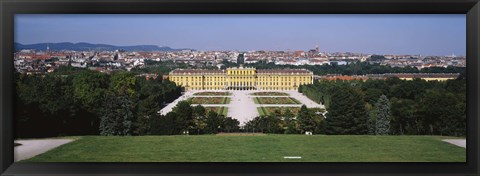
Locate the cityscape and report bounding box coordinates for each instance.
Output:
[14,44,465,74]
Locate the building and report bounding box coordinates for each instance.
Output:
[168,66,313,91]
[237,53,245,64]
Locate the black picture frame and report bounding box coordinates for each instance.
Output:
[1,0,479,175]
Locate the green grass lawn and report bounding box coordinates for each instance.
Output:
[205,107,228,116]
[257,107,267,116]
[25,135,465,162]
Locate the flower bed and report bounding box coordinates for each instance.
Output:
[193,92,231,96]
[188,97,231,104]
[254,97,301,104]
[250,92,289,96]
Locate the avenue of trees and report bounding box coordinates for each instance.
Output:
[298,77,466,136]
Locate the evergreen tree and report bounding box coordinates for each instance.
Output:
[367,104,377,135]
[223,117,240,133]
[150,112,177,135]
[283,109,299,134]
[205,111,222,134]
[172,100,193,134]
[192,105,207,135]
[325,86,368,135]
[375,95,391,135]
[297,105,320,133]
[134,95,160,135]
[99,93,134,136]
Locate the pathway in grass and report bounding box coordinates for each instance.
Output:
[25,135,466,162]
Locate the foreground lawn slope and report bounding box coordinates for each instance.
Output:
[26,135,465,162]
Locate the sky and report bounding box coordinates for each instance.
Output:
[15,14,465,56]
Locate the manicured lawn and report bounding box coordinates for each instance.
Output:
[188,97,231,104]
[205,107,229,116]
[250,92,289,96]
[254,97,301,104]
[193,92,231,96]
[25,135,465,162]
[257,107,326,116]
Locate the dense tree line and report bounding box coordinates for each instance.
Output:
[241,60,465,76]
[150,102,241,135]
[130,59,465,76]
[15,67,182,138]
[244,105,326,134]
[298,77,466,136]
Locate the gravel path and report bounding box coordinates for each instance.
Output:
[228,91,259,125]
[442,139,466,148]
[161,90,325,126]
[159,91,195,115]
[14,139,74,161]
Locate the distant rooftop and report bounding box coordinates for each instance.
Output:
[170,68,312,75]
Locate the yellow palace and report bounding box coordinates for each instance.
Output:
[168,66,313,91]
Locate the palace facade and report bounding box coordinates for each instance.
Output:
[168,66,313,91]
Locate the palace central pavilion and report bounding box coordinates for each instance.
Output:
[168,66,313,91]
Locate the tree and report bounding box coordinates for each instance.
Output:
[205,111,222,134]
[134,95,160,135]
[109,71,137,97]
[374,95,391,135]
[172,100,193,134]
[418,90,465,136]
[192,105,207,135]
[223,117,240,133]
[150,112,177,135]
[72,70,109,113]
[326,86,368,135]
[99,93,134,136]
[366,103,377,135]
[297,105,317,133]
[283,109,299,134]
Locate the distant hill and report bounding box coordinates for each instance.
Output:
[14,42,193,52]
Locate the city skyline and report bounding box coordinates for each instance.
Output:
[15,14,466,56]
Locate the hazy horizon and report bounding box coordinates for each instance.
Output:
[15,14,466,56]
